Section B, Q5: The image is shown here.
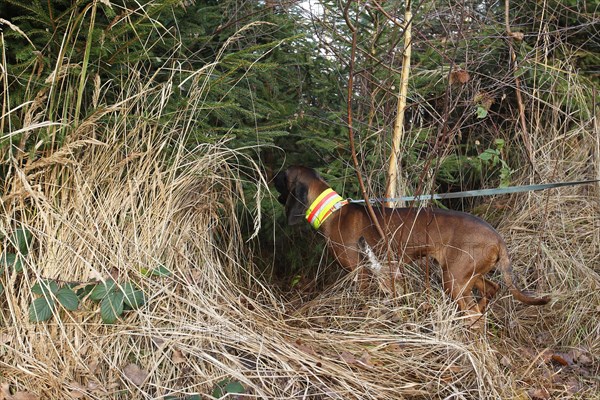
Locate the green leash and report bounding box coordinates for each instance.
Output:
[350,179,600,203]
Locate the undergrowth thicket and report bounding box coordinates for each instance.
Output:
[1,1,598,399]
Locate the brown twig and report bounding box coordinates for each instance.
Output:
[505,0,535,170]
[344,1,406,295]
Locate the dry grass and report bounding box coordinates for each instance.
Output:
[1,108,598,399]
[1,15,599,400]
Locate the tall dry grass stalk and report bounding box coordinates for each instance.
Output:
[1,14,598,400]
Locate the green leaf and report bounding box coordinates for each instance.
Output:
[476,105,488,119]
[212,379,244,398]
[29,297,54,322]
[123,285,145,309]
[142,264,171,277]
[90,279,117,300]
[31,280,59,296]
[224,381,245,394]
[100,291,124,324]
[0,282,4,296]
[478,149,498,162]
[0,252,15,267]
[290,274,302,288]
[10,228,32,254]
[56,287,80,311]
[76,283,96,298]
[1,252,22,273]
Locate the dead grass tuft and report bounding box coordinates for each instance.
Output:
[0,20,598,400]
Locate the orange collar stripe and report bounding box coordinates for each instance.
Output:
[305,188,345,229]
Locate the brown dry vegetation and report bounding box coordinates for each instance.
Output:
[1,10,599,400]
[1,86,599,399]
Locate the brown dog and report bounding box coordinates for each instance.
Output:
[274,166,550,315]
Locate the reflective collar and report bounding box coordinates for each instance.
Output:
[305,188,347,229]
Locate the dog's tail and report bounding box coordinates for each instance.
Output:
[497,244,551,306]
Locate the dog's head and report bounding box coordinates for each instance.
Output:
[274,166,323,225]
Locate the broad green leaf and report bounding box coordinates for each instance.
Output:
[56,287,79,311]
[10,228,32,254]
[90,279,117,300]
[76,283,96,298]
[212,385,224,398]
[100,291,124,324]
[154,264,172,277]
[224,381,244,394]
[476,106,488,119]
[13,256,24,273]
[29,297,54,322]
[478,149,498,162]
[123,283,145,309]
[0,252,15,267]
[212,379,244,398]
[290,274,302,288]
[31,280,59,296]
[142,264,171,277]
[0,252,21,272]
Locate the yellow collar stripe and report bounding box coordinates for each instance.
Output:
[305,188,345,229]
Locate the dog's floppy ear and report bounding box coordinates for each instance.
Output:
[274,167,310,225]
[274,171,288,205]
[285,181,308,225]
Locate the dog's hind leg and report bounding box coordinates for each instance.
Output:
[473,276,500,310]
[442,270,480,313]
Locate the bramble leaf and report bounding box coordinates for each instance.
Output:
[141,264,171,277]
[29,297,54,322]
[57,287,80,311]
[476,105,488,119]
[1,252,22,273]
[31,280,59,296]
[90,279,117,300]
[123,283,145,309]
[10,228,33,254]
[100,291,124,324]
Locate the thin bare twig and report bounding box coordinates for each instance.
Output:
[505,0,535,170]
[385,0,412,208]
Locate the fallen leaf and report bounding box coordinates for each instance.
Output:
[66,382,86,399]
[510,31,525,41]
[67,390,85,399]
[572,349,593,366]
[357,351,374,369]
[384,343,405,352]
[551,352,574,366]
[0,333,11,345]
[449,69,470,85]
[528,387,550,400]
[123,363,148,386]
[87,360,100,375]
[339,351,356,364]
[172,348,186,364]
[1,384,39,400]
[500,355,512,369]
[539,349,554,363]
[11,394,38,400]
[294,339,317,357]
